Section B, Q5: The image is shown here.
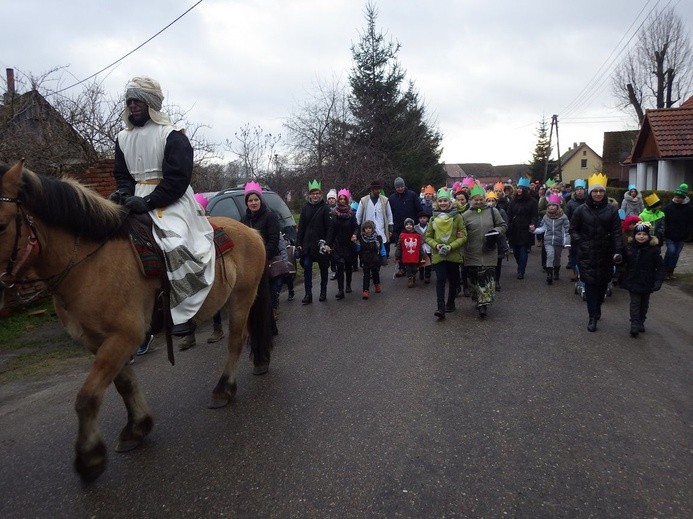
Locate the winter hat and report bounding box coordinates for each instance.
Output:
[517,177,531,188]
[244,180,263,203]
[674,183,689,198]
[326,188,337,201]
[394,177,406,188]
[361,220,376,232]
[587,173,607,194]
[574,179,587,189]
[621,214,641,233]
[644,193,661,208]
[403,217,415,227]
[633,222,651,234]
[547,194,563,205]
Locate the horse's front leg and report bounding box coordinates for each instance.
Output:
[113,365,154,452]
[73,338,136,483]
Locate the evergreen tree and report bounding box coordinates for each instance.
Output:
[528,116,554,182]
[347,2,444,194]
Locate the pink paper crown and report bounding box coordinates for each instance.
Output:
[462,177,476,188]
[337,188,351,200]
[244,180,262,195]
[548,194,563,205]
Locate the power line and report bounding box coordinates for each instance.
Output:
[48,0,205,96]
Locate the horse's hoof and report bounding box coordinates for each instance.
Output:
[74,442,107,484]
[208,394,231,409]
[115,437,143,452]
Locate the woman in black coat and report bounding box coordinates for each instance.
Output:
[507,183,538,279]
[297,183,332,304]
[327,190,359,299]
[569,182,624,332]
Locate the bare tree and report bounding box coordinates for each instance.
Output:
[612,6,693,123]
[224,123,282,179]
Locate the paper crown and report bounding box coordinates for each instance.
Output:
[574,179,587,189]
[493,182,504,191]
[244,180,262,196]
[469,182,486,198]
[587,173,608,189]
[437,187,451,200]
[424,184,436,195]
[517,177,531,188]
[644,193,660,207]
[485,191,498,200]
[627,184,637,191]
[462,177,476,188]
[308,179,322,192]
[545,178,556,187]
[193,192,208,209]
[451,181,462,193]
[337,188,351,200]
[548,194,563,205]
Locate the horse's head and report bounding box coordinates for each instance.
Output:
[0,160,27,305]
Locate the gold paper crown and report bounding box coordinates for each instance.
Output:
[587,173,608,189]
[643,193,660,207]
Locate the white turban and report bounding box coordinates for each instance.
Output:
[122,76,176,129]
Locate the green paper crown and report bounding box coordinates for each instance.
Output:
[469,182,485,198]
[545,178,556,187]
[308,179,322,192]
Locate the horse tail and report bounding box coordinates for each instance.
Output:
[248,270,273,367]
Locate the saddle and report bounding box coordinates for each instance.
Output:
[126,213,235,365]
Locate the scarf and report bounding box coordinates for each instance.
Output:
[332,203,353,219]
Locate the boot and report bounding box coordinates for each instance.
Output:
[478,305,487,318]
[335,290,345,300]
[434,306,446,320]
[407,276,414,288]
[302,293,312,305]
[345,284,352,293]
[630,322,639,338]
[587,317,597,332]
[546,268,553,285]
[553,266,560,280]
[207,323,225,343]
[319,290,327,302]
[444,302,456,313]
[178,333,196,351]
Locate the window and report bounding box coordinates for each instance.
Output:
[580,159,587,168]
[583,150,587,155]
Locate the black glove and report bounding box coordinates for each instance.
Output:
[108,189,130,205]
[652,282,662,292]
[124,196,150,214]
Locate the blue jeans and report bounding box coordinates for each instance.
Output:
[512,245,529,275]
[302,256,328,295]
[664,239,684,271]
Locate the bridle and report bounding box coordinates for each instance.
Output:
[0,194,40,290]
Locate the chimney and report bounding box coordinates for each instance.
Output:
[4,68,15,104]
[573,142,577,149]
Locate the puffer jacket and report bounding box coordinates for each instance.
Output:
[424,207,467,264]
[621,192,644,218]
[462,206,507,267]
[565,192,587,220]
[569,196,624,285]
[621,237,664,293]
[536,209,570,248]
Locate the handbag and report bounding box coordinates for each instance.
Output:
[267,254,290,279]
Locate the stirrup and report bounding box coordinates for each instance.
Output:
[171,319,196,337]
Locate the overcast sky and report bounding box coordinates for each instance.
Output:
[3,0,692,167]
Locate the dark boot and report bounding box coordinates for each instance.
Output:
[553,266,560,280]
[545,268,553,285]
[587,317,597,332]
[434,306,446,320]
[478,305,487,318]
[638,322,646,333]
[345,284,352,293]
[630,322,639,337]
[302,293,312,305]
[335,290,345,300]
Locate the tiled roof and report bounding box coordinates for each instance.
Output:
[638,103,693,157]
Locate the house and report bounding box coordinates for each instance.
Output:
[444,162,530,186]
[551,142,602,184]
[626,97,693,191]
[0,68,95,174]
[602,130,638,186]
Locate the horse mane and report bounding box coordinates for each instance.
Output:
[9,166,129,241]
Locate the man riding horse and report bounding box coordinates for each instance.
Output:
[112,76,214,336]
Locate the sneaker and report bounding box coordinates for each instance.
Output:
[362,290,369,300]
[136,334,154,356]
[434,307,445,320]
[374,284,382,293]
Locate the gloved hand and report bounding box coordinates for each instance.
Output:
[108,190,130,205]
[124,196,150,214]
[613,253,623,265]
[652,282,662,292]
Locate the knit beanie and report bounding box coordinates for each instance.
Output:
[394,177,405,188]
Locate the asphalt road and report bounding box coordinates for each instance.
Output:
[0,251,691,518]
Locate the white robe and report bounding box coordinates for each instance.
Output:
[117,122,215,325]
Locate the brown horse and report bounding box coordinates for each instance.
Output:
[0,160,273,483]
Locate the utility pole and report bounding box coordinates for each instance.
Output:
[543,114,563,183]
